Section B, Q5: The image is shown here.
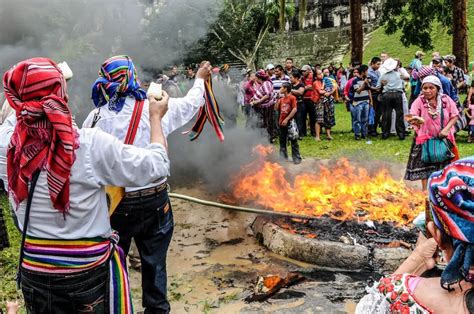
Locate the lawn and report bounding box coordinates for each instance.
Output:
[343,0,474,66]
[298,102,474,162]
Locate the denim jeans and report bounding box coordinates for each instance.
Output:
[351,101,369,137]
[111,189,174,314]
[21,263,108,313]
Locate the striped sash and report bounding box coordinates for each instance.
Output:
[183,78,224,142]
[22,234,133,314]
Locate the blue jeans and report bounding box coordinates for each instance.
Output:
[111,189,174,314]
[21,263,108,313]
[351,102,369,137]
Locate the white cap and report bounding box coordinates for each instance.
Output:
[57,61,73,80]
[265,64,275,70]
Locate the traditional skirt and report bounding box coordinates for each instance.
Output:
[404,139,454,181]
[315,96,336,128]
[0,206,9,250]
[22,233,132,314]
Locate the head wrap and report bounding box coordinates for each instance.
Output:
[422,75,442,90]
[428,157,474,290]
[3,58,78,213]
[256,70,269,81]
[91,55,146,113]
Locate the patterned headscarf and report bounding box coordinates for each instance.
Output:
[414,65,435,81]
[428,157,474,290]
[256,70,270,81]
[91,55,146,112]
[3,58,79,213]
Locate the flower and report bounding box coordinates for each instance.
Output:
[400,293,409,303]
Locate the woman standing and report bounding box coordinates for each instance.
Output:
[1,58,170,313]
[313,69,336,141]
[250,70,275,142]
[405,75,459,190]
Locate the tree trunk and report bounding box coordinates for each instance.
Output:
[298,0,307,30]
[279,0,286,32]
[452,0,468,71]
[350,0,363,64]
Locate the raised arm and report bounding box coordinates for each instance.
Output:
[161,62,212,137]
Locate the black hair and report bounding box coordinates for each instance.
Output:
[357,64,369,74]
[281,82,292,93]
[286,57,294,62]
[466,289,474,313]
[290,70,302,79]
[370,57,382,65]
[275,65,284,71]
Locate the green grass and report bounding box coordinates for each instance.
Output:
[343,0,474,66]
[297,103,474,162]
[0,197,22,310]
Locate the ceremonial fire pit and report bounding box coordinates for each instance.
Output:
[251,216,417,272]
[222,146,425,272]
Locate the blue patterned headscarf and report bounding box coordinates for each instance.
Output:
[91,55,147,112]
[428,157,474,290]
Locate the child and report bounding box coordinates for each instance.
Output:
[466,104,474,142]
[275,83,302,164]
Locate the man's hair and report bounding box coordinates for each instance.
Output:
[357,64,369,74]
[281,82,292,93]
[370,57,381,65]
[275,65,284,71]
[286,58,294,62]
[290,70,302,79]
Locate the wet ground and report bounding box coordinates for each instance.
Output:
[129,184,368,313]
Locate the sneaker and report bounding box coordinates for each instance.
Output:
[355,135,361,140]
[293,159,302,165]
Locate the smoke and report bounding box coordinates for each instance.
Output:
[0,0,220,122]
[167,78,269,191]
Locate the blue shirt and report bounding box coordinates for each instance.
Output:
[367,67,380,88]
[414,73,459,103]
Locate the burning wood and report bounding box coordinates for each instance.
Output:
[223,145,425,226]
[244,273,306,303]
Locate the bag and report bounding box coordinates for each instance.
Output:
[421,105,455,164]
[288,119,299,140]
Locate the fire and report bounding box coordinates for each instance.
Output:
[224,145,425,225]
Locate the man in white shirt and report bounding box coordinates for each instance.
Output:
[83,56,212,314]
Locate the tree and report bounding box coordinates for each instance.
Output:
[298,0,307,30]
[279,0,286,32]
[382,0,469,70]
[187,0,294,69]
[350,0,363,64]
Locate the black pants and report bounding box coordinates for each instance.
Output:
[295,101,305,138]
[21,263,108,313]
[381,91,405,137]
[279,123,301,162]
[371,93,383,133]
[302,98,316,137]
[111,189,174,314]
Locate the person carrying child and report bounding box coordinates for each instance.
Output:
[275,83,302,164]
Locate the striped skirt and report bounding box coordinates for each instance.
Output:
[22,234,132,314]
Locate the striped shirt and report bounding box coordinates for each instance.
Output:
[253,80,274,108]
[271,74,290,90]
[351,77,371,105]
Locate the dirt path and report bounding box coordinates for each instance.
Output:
[129,184,364,313]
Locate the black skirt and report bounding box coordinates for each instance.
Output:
[404,139,451,181]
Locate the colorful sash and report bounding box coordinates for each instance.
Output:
[22,234,132,314]
[183,78,224,142]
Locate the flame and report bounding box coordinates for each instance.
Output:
[224,145,425,225]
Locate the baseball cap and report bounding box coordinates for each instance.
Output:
[265,64,275,70]
[415,50,425,57]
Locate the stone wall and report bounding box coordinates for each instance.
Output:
[258,23,377,67]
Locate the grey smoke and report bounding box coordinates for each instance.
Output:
[0,0,270,189]
[0,0,220,122]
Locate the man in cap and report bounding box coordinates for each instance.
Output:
[265,64,275,78]
[444,54,465,91]
[376,58,405,140]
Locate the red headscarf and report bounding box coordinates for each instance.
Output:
[3,58,78,213]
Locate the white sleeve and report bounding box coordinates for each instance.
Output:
[89,129,170,187]
[161,78,205,137]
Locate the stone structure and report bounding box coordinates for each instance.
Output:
[258,0,383,67]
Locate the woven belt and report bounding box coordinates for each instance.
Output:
[124,182,168,199]
[384,90,402,94]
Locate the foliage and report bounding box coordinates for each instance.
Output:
[381,0,453,50]
[185,0,295,68]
